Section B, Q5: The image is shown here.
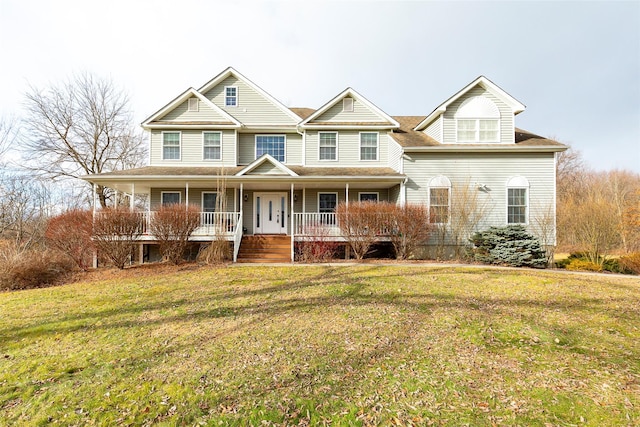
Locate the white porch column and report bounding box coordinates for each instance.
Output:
[400,179,406,207]
[130,183,135,211]
[290,183,295,263]
[185,182,189,209]
[302,187,306,214]
[92,183,97,215]
[115,189,119,207]
[345,183,349,207]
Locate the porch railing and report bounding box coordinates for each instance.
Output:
[233,210,243,262]
[292,213,341,236]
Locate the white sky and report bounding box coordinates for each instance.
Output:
[1,0,638,172]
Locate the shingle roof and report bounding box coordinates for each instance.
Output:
[289,108,315,120]
[514,128,565,146]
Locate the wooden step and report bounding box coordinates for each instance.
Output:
[236,235,292,263]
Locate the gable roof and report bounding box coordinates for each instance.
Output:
[301,87,399,128]
[236,154,298,177]
[414,76,526,131]
[198,67,302,123]
[141,87,241,129]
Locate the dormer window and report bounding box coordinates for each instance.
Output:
[455,96,500,143]
[225,86,238,107]
[343,97,354,112]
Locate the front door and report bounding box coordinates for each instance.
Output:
[255,192,287,234]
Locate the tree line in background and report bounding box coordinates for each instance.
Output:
[0,73,639,290]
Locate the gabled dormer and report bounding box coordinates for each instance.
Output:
[414,76,525,144]
[142,88,241,129]
[198,67,302,127]
[301,87,399,129]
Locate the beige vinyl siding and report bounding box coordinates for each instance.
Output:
[424,115,443,143]
[442,86,515,144]
[403,151,556,242]
[388,184,401,205]
[149,130,237,167]
[150,188,235,211]
[238,133,302,166]
[251,162,287,175]
[304,130,389,167]
[312,98,387,123]
[387,136,403,172]
[160,98,230,122]
[203,76,297,125]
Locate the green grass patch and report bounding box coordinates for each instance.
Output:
[1,265,639,425]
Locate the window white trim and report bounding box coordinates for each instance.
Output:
[428,175,451,224]
[359,131,379,161]
[343,97,354,112]
[188,98,199,112]
[317,192,338,212]
[455,118,500,143]
[358,192,379,202]
[202,131,222,161]
[506,176,530,225]
[201,191,218,212]
[161,191,181,206]
[318,131,338,162]
[255,134,286,163]
[224,86,238,107]
[161,131,181,161]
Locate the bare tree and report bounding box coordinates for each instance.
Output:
[447,181,493,259]
[22,72,146,208]
[0,116,19,169]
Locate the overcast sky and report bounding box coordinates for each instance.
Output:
[1,0,638,172]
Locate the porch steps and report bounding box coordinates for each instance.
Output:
[236,235,291,263]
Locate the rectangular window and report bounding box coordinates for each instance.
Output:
[162,132,180,160]
[319,132,337,161]
[225,86,237,107]
[343,98,354,112]
[429,188,449,223]
[161,191,181,206]
[203,132,222,160]
[188,98,199,112]
[359,192,378,202]
[256,135,285,162]
[457,119,499,142]
[360,132,378,161]
[507,188,527,224]
[202,192,217,225]
[318,193,337,225]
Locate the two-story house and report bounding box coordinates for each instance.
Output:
[83,67,566,263]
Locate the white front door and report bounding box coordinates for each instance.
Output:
[255,192,287,234]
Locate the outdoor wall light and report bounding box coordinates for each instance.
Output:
[243,194,248,202]
[294,194,298,202]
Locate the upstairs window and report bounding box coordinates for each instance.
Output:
[203,132,222,160]
[256,135,285,162]
[319,132,337,161]
[162,132,180,160]
[506,176,529,224]
[225,86,237,107]
[360,132,378,161]
[455,96,500,143]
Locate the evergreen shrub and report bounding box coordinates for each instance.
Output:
[470,225,546,268]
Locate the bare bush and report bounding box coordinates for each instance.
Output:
[446,182,492,259]
[380,203,432,260]
[197,238,231,265]
[45,209,94,270]
[295,224,339,262]
[336,202,383,260]
[0,243,75,291]
[150,204,201,264]
[93,208,144,269]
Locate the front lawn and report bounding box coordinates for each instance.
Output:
[1,265,638,425]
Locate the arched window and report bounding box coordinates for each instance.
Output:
[506,176,529,224]
[428,176,451,224]
[454,96,500,143]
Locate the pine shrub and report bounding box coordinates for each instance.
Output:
[470,225,547,268]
